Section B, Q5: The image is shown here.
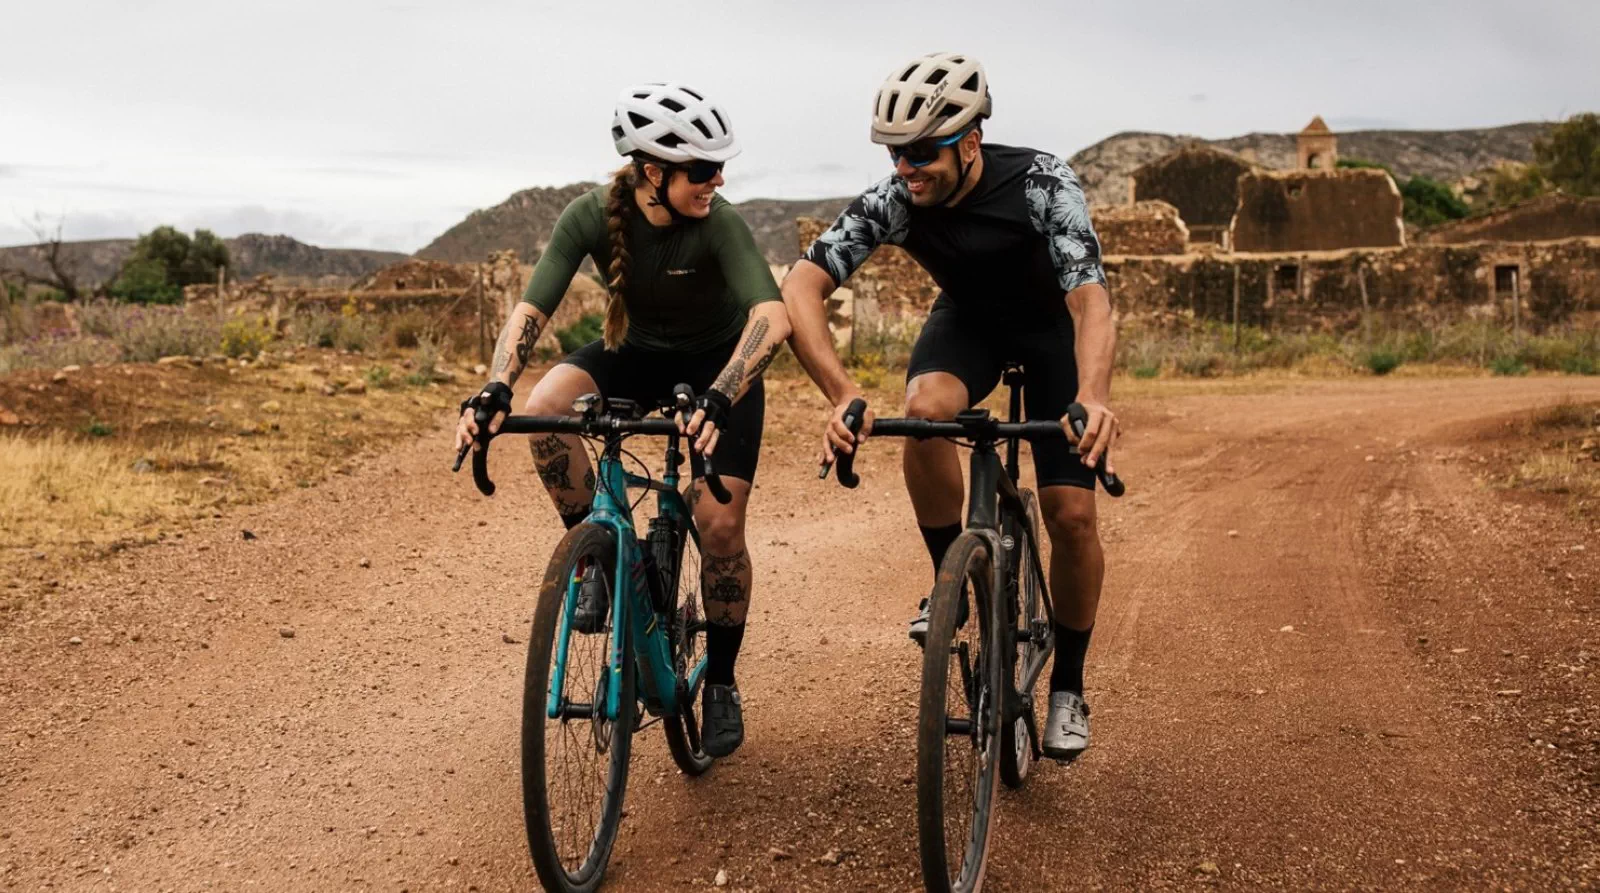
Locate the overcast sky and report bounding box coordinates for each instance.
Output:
[3,0,1596,252]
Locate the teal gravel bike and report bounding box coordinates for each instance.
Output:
[455,384,730,893]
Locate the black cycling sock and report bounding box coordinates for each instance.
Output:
[559,509,591,530]
[1051,624,1093,695]
[919,523,963,579]
[705,622,746,687]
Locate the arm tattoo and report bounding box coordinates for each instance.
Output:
[553,494,590,517]
[491,312,543,379]
[709,316,771,398]
[738,317,769,360]
[711,360,745,398]
[748,342,781,380]
[583,467,595,492]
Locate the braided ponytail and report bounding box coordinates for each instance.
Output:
[602,163,636,350]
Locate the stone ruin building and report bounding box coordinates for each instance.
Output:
[1129,144,1260,247]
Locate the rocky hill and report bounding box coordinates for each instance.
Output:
[416,183,850,266]
[1067,122,1551,208]
[0,234,407,289]
[415,183,599,265]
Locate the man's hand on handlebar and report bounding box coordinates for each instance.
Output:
[455,382,514,454]
[821,394,875,467]
[1063,399,1120,474]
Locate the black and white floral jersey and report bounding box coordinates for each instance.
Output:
[801,144,1106,323]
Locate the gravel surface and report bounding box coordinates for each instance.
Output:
[1,376,1596,891]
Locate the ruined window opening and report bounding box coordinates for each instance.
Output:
[1306,153,1320,170]
[1494,265,1519,297]
[1273,264,1300,295]
[1287,184,1304,199]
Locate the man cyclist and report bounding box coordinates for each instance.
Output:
[782,53,1119,762]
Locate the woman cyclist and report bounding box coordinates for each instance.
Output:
[455,82,791,757]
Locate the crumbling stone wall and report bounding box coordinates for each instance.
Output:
[1093,201,1189,256]
[1231,169,1404,253]
[1131,145,1260,244]
[1419,194,1600,245]
[1107,238,1598,332]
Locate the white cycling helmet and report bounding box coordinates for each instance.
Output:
[611,83,740,163]
[871,52,991,146]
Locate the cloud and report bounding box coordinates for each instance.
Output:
[1189,93,1208,103]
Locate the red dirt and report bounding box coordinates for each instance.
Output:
[1,375,1597,891]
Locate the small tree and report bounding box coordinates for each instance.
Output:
[110,226,232,303]
[1400,176,1470,226]
[0,216,86,301]
[1487,163,1551,207]
[1534,111,1600,197]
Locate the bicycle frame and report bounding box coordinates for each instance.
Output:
[546,432,707,725]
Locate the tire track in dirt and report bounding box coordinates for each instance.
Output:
[2,377,1596,891]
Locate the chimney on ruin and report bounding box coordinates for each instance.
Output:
[1298,116,1338,171]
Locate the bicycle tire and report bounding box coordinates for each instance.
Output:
[1001,488,1045,789]
[522,522,636,893]
[917,531,1002,893]
[662,523,713,777]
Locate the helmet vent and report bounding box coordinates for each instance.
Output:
[907,96,925,120]
[660,97,686,113]
[900,64,919,82]
[611,125,624,140]
[962,73,980,92]
[711,109,726,131]
[692,118,714,140]
[682,87,704,101]
[628,112,652,129]
[924,67,948,85]
[886,93,899,121]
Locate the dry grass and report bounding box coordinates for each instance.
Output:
[1493,399,1600,517]
[0,349,457,582]
[1512,453,1598,499]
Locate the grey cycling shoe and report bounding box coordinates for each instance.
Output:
[908,586,970,646]
[1042,691,1091,762]
[702,685,744,758]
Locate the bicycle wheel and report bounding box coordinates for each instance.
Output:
[1001,488,1047,789]
[523,522,636,893]
[662,524,713,776]
[917,531,1003,893]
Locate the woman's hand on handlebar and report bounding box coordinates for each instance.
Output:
[455,382,515,453]
[1063,399,1120,474]
[680,388,730,457]
[821,394,875,466]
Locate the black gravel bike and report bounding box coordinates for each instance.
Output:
[828,367,1124,893]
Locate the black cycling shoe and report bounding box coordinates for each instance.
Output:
[701,684,744,758]
[908,584,970,646]
[570,562,609,634]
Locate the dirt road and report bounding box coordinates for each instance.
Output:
[2,375,1597,891]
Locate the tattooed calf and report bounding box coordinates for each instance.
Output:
[530,433,566,461]
[537,453,573,490]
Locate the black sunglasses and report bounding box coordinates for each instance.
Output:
[887,128,971,168]
[675,160,725,184]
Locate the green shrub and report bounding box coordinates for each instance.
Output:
[1490,355,1529,376]
[1400,176,1470,227]
[220,319,273,358]
[1132,364,1160,379]
[289,310,381,352]
[83,417,114,437]
[556,313,605,354]
[365,364,396,389]
[1363,349,1402,375]
[109,258,182,305]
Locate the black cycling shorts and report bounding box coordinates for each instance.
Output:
[560,337,763,483]
[906,300,1095,491]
